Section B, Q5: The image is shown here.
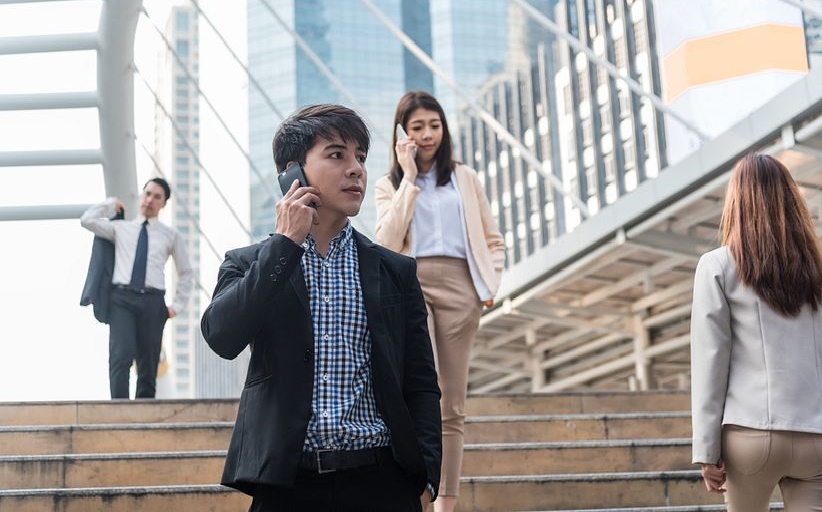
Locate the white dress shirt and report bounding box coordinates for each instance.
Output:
[410,168,493,301]
[80,197,193,314]
[413,169,467,259]
[375,164,506,303]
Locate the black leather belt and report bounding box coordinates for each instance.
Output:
[113,284,165,295]
[298,447,392,474]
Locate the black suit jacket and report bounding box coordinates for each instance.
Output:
[201,231,442,497]
[80,211,123,324]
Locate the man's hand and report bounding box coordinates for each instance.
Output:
[109,197,125,215]
[167,307,177,319]
[700,461,726,493]
[419,489,432,510]
[275,179,321,245]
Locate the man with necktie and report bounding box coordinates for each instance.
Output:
[81,177,193,399]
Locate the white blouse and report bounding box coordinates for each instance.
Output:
[412,169,467,259]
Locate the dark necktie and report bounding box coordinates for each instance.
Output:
[130,220,149,290]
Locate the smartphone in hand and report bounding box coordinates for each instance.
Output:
[277,162,310,196]
[396,123,417,158]
[277,162,317,208]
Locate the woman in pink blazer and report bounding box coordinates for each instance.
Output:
[690,153,822,511]
[375,90,505,512]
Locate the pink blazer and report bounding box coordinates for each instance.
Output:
[374,164,505,300]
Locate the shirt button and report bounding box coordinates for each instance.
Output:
[323,334,330,341]
[321,411,329,418]
[324,262,331,267]
[323,296,330,303]
[322,373,329,382]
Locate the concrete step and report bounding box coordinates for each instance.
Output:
[0,399,238,427]
[461,439,692,476]
[0,422,234,455]
[0,483,785,512]
[0,391,687,427]
[465,390,689,417]
[456,470,720,512]
[537,505,783,512]
[0,412,690,456]
[457,470,784,511]
[465,412,691,443]
[0,485,250,512]
[1,439,693,487]
[0,451,225,489]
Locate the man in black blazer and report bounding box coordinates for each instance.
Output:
[201,104,441,511]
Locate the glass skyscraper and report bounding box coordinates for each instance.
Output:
[246,0,620,245]
[247,0,433,240]
[456,0,666,266]
[155,5,202,398]
[156,6,247,398]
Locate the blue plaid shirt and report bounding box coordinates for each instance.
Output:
[301,223,391,452]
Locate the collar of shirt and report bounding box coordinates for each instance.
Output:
[302,221,354,258]
[416,168,437,187]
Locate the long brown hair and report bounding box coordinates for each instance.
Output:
[388,90,457,189]
[720,153,822,316]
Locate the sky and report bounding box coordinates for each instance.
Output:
[0,0,249,401]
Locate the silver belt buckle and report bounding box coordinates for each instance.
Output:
[316,449,336,474]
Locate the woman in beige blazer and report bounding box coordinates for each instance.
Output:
[375,91,505,512]
[690,153,822,511]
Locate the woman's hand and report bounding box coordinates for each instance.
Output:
[700,461,726,493]
[396,138,419,183]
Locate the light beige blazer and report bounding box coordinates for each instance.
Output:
[374,164,506,300]
[690,246,822,464]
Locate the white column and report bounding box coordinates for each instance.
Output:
[525,329,543,392]
[97,0,142,216]
[632,314,652,390]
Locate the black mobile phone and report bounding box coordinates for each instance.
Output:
[277,162,309,196]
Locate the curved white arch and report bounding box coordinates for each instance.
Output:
[0,0,142,221]
[97,0,142,217]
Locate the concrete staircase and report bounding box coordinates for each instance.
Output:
[0,400,247,512]
[0,391,782,511]
[458,390,781,512]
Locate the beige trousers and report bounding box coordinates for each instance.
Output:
[722,425,822,511]
[416,257,483,497]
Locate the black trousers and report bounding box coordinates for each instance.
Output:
[108,287,168,399]
[249,455,422,512]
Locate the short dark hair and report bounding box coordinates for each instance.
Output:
[389,90,456,189]
[272,104,370,172]
[144,177,171,201]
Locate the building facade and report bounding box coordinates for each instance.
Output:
[154,5,200,397]
[246,0,434,240]
[654,0,810,164]
[156,5,246,398]
[458,0,666,266]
